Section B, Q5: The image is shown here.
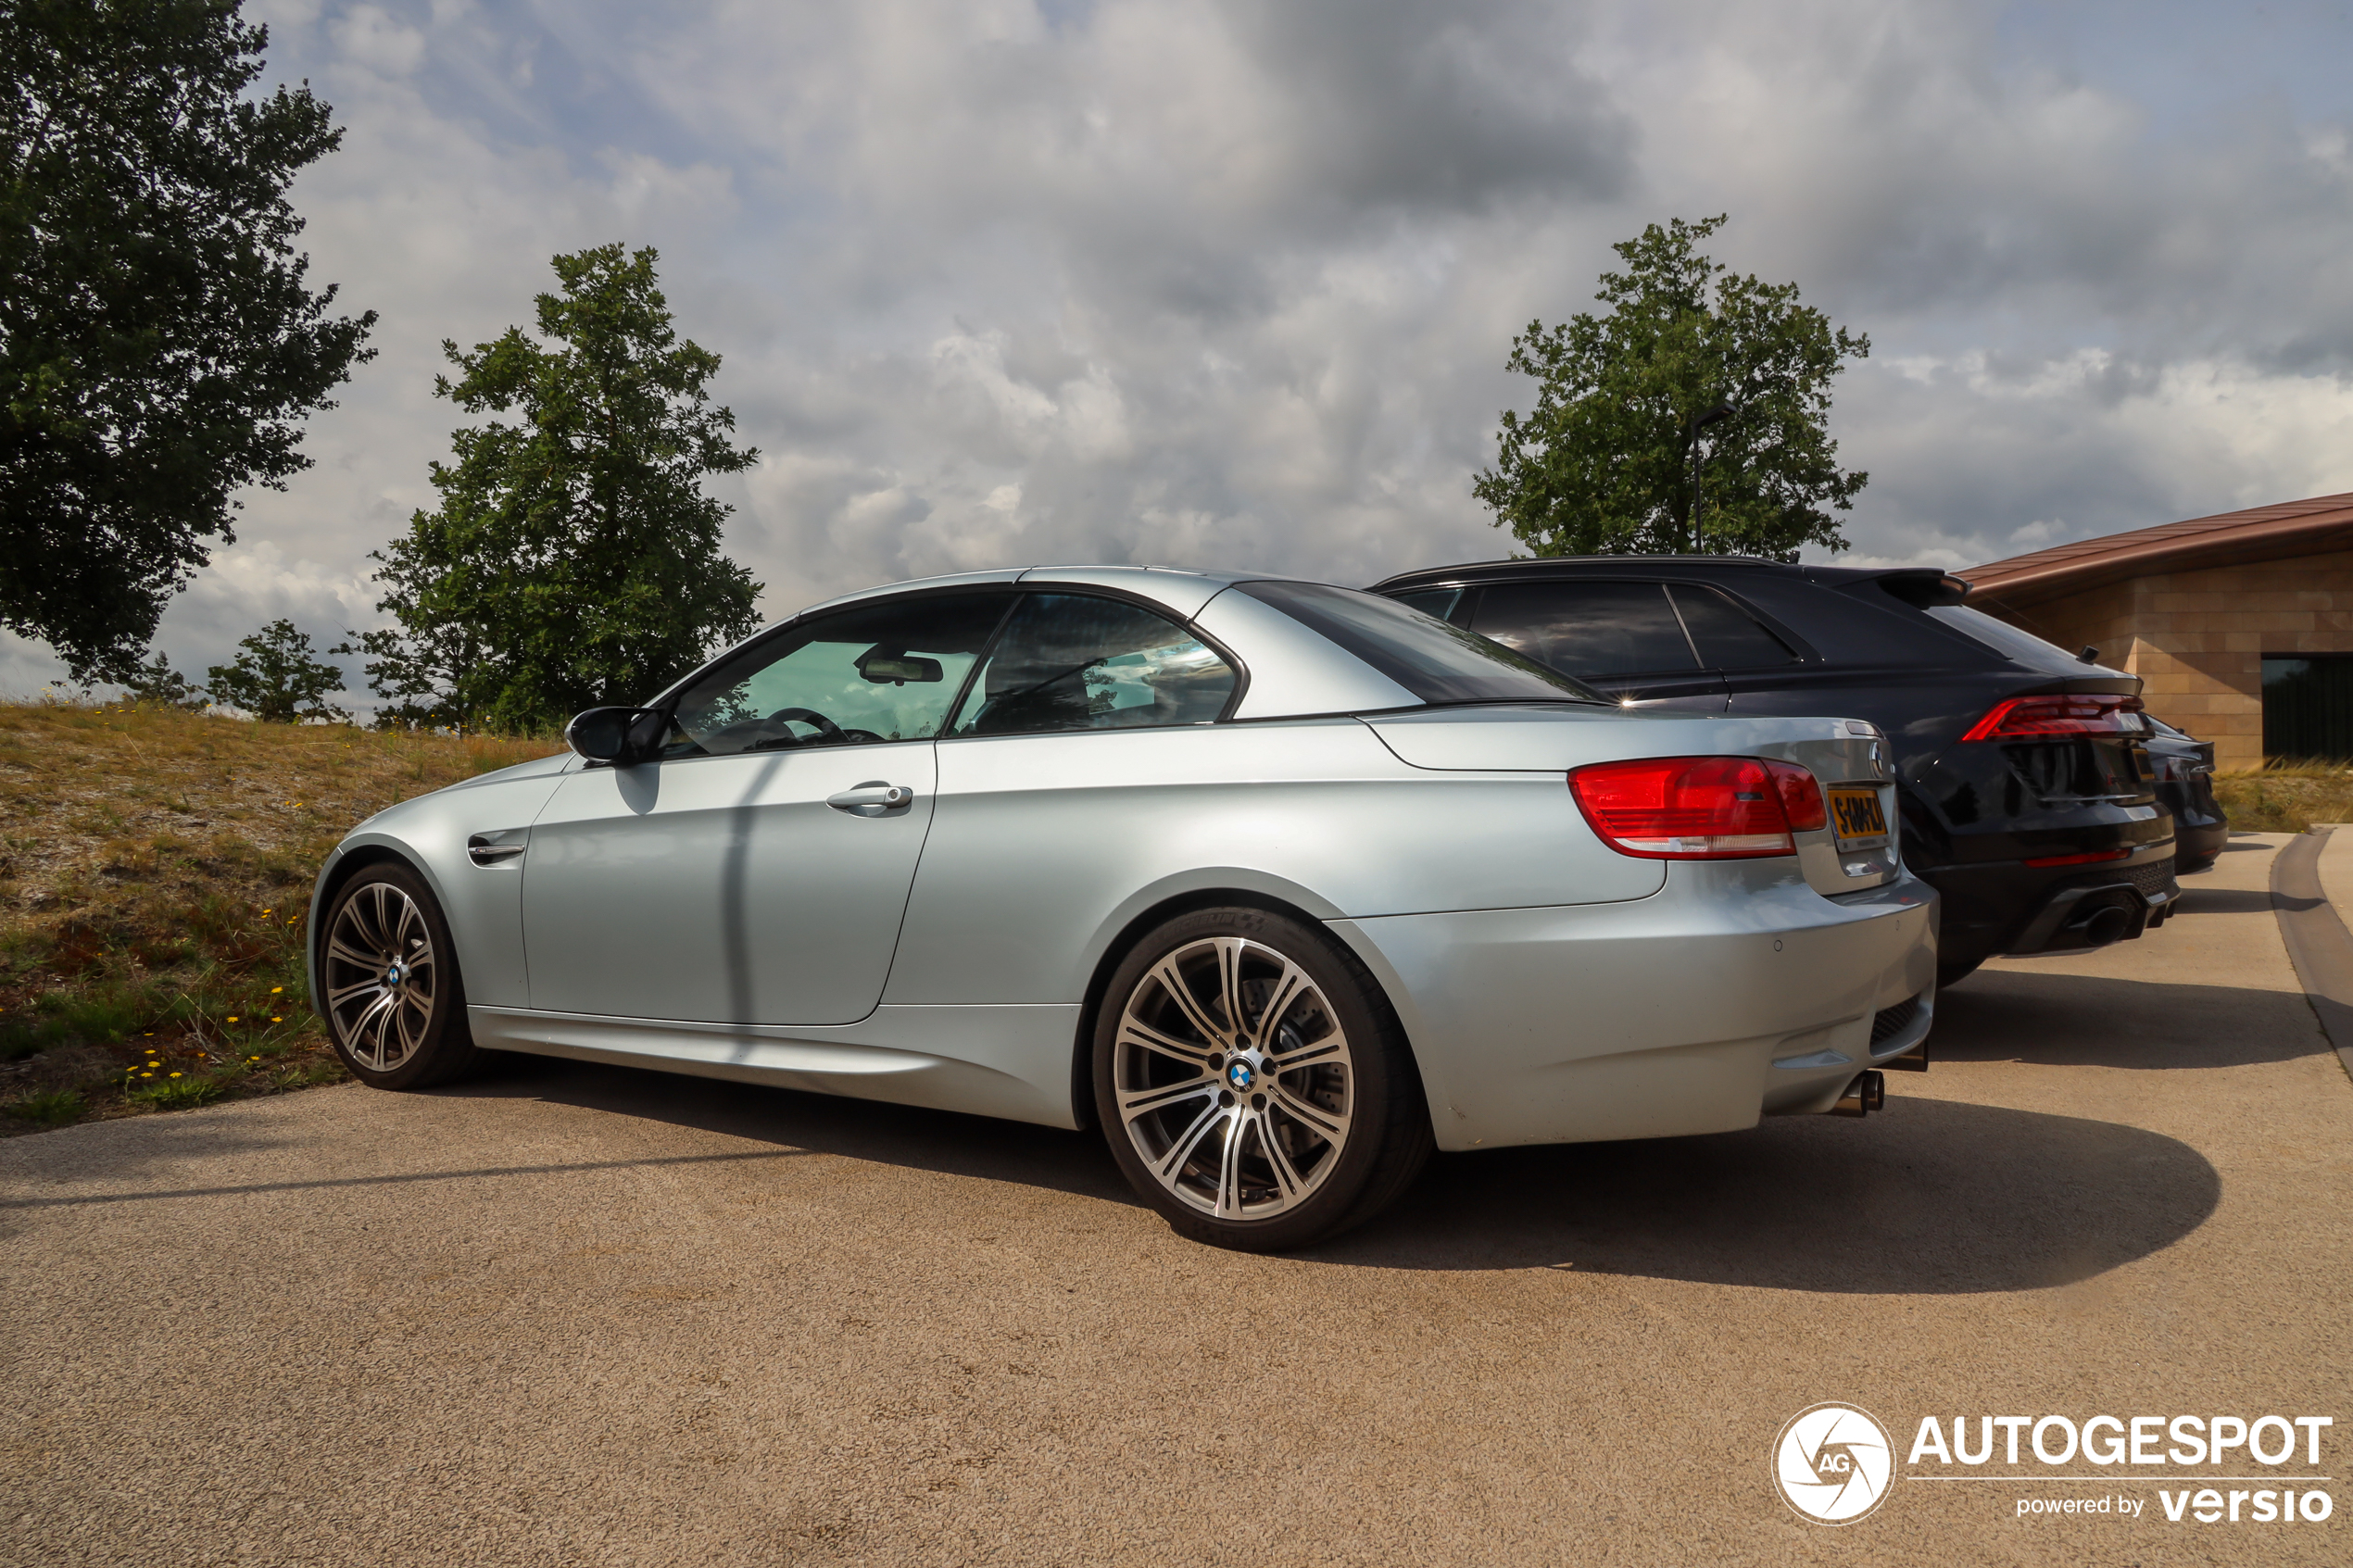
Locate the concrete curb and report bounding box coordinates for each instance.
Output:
[2270,827,2353,1087]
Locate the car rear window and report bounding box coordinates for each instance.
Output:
[1923,606,2095,672]
[1669,585,1800,668]
[1470,582,1695,674]
[1235,580,1604,706]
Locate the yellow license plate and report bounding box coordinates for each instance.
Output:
[1828,785,1889,850]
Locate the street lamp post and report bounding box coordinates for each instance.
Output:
[1688,404,1732,552]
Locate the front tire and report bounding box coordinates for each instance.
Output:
[1092,907,1431,1252]
[319,863,481,1089]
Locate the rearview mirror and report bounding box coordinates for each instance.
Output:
[856,653,944,685]
[565,707,664,764]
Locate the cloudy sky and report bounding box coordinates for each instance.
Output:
[17,0,2353,696]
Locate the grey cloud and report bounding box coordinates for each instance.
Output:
[14,0,2353,703]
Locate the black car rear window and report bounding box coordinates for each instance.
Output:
[1669,584,1800,668]
[1236,580,1603,705]
[1470,581,1696,674]
[1923,606,2096,672]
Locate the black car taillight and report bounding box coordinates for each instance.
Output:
[1960,694,2144,742]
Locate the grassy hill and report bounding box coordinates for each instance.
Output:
[0,702,560,1135]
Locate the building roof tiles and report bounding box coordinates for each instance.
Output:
[1962,493,2353,608]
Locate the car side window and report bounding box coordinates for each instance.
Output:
[1388,587,1461,622]
[1668,584,1799,669]
[949,593,1237,737]
[1469,582,1697,675]
[661,592,1016,758]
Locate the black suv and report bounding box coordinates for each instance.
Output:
[1369,557,2178,985]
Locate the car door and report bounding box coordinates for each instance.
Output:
[521,589,1016,1026]
[883,590,1243,1006]
[1465,579,1728,710]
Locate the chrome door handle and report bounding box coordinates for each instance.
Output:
[826,782,914,814]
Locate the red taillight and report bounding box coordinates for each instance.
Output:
[1569,756,1824,859]
[1961,694,2145,741]
[2023,849,2131,868]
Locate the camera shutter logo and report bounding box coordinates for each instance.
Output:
[1773,1403,1894,1524]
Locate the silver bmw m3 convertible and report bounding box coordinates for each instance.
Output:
[309,567,1937,1249]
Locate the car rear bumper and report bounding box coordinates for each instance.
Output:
[2174,817,2228,872]
[1329,864,1939,1153]
[1919,840,2180,967]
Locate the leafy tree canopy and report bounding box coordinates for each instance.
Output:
[354,243,762,733]
[1473,215,1868,561]
[206,618,348,722]
[120,647,204,709]
[0,0,375,681]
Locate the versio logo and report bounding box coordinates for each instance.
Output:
[1774,1403,1895,1524]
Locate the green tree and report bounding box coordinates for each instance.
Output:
[0,0,376,682]
[120,648,205,709]
[1473,215,1868,561]
[205,618,348,722]
[355,243,761,732]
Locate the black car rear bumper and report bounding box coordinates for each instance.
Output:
[1918,844,2180,972]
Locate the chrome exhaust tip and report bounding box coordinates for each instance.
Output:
[1831,1069,1885,1118]
[2079,904,2133,947]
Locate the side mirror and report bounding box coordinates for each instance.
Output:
[856,652,944,685]
[565,707,664,764]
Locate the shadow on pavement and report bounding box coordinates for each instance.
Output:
[445,1052,1141,1210]
[2170,885,2302,916]
[1931,972,2326,1069]
[0,1146,810,1211]
[1316,1096,2218,1290]
[437,1055,2214,1296]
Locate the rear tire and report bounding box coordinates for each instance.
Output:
[319,863,482,1090]
[1092,907,1432,1252]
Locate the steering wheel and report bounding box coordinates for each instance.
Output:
[746,706,847,749]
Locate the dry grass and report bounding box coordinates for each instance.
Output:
[2211,761,2353,834]
[0,699,562,1135]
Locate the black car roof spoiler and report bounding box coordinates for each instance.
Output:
[1838,568,1973,608]
[1366,558,1976,604]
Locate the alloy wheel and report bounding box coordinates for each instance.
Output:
[1112,935,1354,1220]
[323,881,439,1073]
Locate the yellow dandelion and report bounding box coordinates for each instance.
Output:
[270,1016,283,1022]
[271,986,283,994]
[226,1016,238,1022]
[139,1073,151,1078]
[169,1072,182,1078]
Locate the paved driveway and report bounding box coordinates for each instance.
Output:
[4,834,2347,1566]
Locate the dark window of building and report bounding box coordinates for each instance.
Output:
[2261,655,2353,759]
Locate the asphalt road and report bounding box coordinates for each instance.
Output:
[4,833,2348,1566]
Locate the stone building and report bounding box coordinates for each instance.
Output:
[1959,492,2353,772]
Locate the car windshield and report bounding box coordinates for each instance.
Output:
[1235,580,1604,706]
